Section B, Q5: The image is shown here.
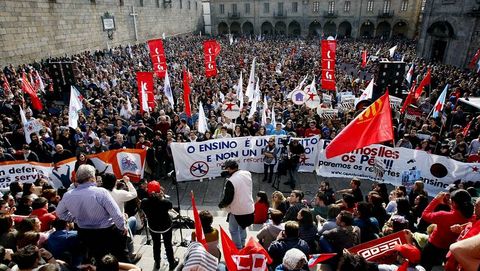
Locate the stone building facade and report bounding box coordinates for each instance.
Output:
[0,0,203,66]
[417,0,480,68]
[207,0,423,39]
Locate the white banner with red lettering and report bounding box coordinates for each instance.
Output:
[317,140,480,195]
[171,136,320,182]
[0,149,146,189]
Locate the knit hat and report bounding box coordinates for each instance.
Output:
[282,248,307,270]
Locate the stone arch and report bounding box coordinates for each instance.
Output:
[230,22,241,35]
[242,21,254,35]
[360,21,374,38]
[218,22,229,35]
[275,21,287,35]
[376,21,391,38]
[309,21,322,37]
[427,21,455,38]
[261,21,273,35]
[392,21,408,38]
[338,21,352,38]
[324,21,336,37]
[288,20,301,36]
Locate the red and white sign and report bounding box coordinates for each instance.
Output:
[203,40,221,77]
[136,72,155,113]
[148,39,167,78]
[349,231,408,264]
[321,40,336,91]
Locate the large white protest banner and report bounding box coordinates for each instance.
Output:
[316,140,480,195]
[0,149,146,189]
[171,136,320,181]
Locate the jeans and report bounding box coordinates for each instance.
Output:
[127,216,137,235]
[288,163,299,185]
[228,213,247,249]
[263,164,275,182]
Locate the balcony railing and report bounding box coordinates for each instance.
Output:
[378,10,394,18]
[228,12,240,19]
[323,11,338,18]
[274,10,287,17]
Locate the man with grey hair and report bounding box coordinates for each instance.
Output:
[56,164,129,263]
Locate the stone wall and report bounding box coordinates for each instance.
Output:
[0,0,204,66]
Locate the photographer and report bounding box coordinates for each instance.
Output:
[284,137,305,190]
[262,137,279,183]
[218,160,254,249]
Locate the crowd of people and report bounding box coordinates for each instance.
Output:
[0,33,479,271]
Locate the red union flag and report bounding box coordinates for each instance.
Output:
[203,40,221,77]
[136,72,154,114]
[148,39,167,78]
[321,40,336,91]
[348,231,408,264]
[325,90,393,158]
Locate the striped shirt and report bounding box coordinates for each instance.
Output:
[182,242,219,271]
[56,182,126,231]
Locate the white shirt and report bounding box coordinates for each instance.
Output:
[109,181,137,214]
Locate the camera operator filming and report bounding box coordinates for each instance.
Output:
[218,160,255,249]
[283,135,305,190]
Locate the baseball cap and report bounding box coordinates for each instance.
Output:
[147,181,162,195]
[394,244,421,264]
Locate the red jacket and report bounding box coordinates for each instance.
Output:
[30,208,56,232]
[422,198,473,249]
[254,202,269,224]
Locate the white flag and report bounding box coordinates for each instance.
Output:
[164,70,175,110]
[375,48,381,56]
[308,75,317,94]
[248,80,259,118]
[246,57,256,100]
[294,75,308,91]
[261,96,268,126]
[406,64,414,84]
[355,78,374,107]
[141,88,149,113]
[219,91,225,102]
[236,72,244,109]
[198,101,209,134]
[229,35,234,45]
[35,71,45,93]
[162,33,166,39]
[127,96,133,112]
[271,107,276,127]
[68,86,84,129]
[389,45,397,58]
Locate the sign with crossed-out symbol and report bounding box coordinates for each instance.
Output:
[190,161,209,178]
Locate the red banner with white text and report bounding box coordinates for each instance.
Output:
[136,72,155,113]
[203,40,221,77]
[148,39,167,78]
[348,230,409,264]
[321,40,336,91]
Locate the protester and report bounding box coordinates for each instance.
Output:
[218,159,255,249]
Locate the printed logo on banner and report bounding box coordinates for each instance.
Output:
[356,238,402,260]
[117,152,142,176]
[291,89,307,105]
[317,108,338,119]
[190,161,209,178]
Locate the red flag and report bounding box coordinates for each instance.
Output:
[321,40,336,91]
[308,253,337,268]
[147,39,167,78]
[469,48,480,69]
[183,68,192,117]
[348,231,409,264]
[191,191,207,249]
[361,50,367,68]
[463,119,473,137]
[220,227,239,271]
[21,73,43,111]
[136,72,154,114]
[413,69,431,100]
[1,74,11,94]
[400,80,416,114]
[325,90,393,158]
[203,40,221,77]
[220,228,272,271]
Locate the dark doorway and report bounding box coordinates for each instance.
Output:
[431,40,447,62]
